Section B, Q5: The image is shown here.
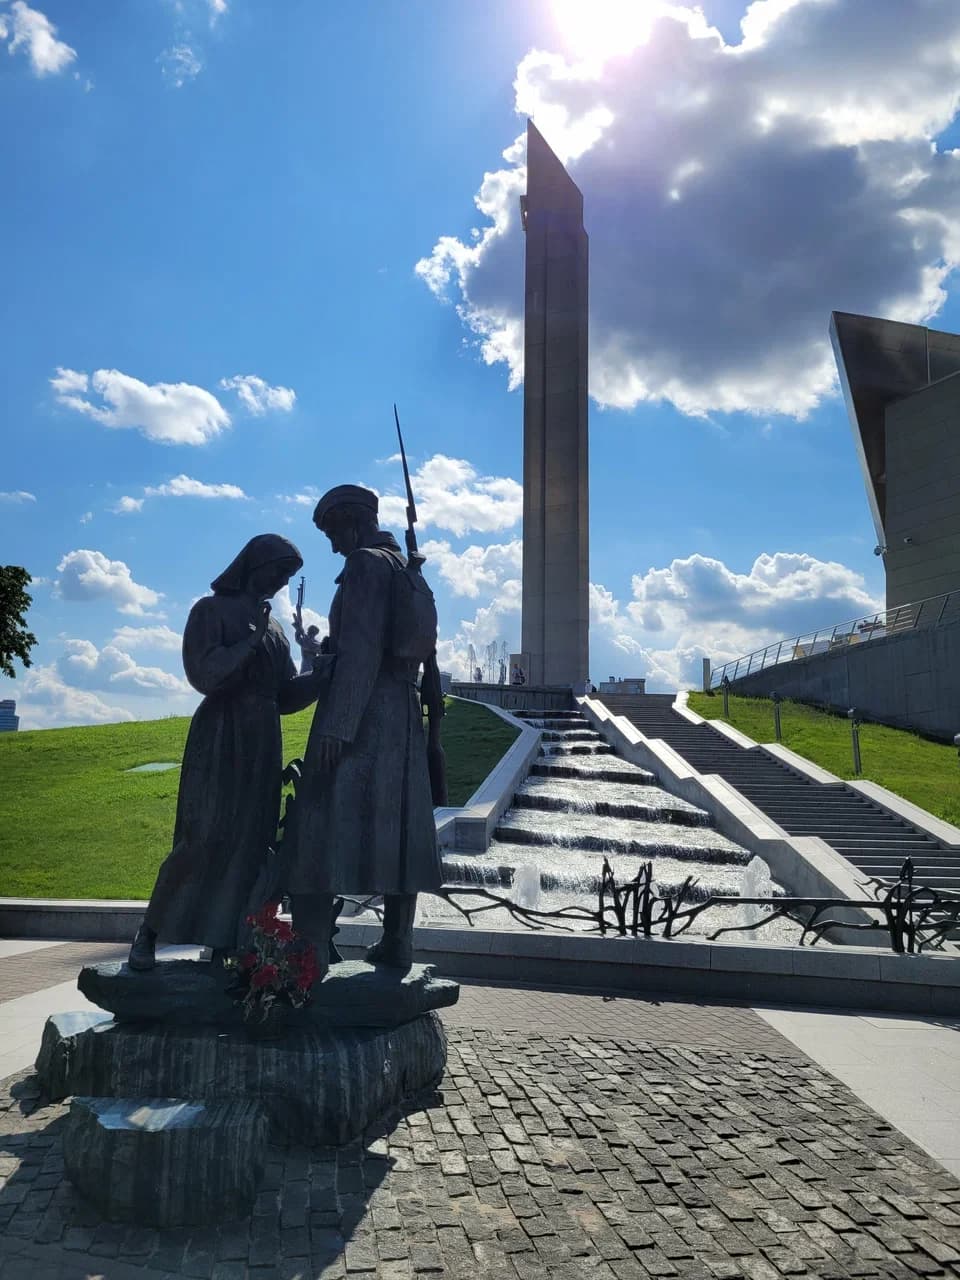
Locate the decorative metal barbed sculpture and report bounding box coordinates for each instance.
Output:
[418,857,958,954]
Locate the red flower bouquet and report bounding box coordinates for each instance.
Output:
[228,900,321,1023]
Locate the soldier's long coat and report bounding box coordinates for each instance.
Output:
[287,532,442,896]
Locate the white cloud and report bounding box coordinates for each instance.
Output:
[57,639,189,697]
[10,665,134,729]
[278,488,320,508]
[378,455,523,537]
[144,474,248,501]
[49,367,87,395]
[208,0,227,22]
[56,549,163,616]
[460,577,522,644]
[628,551,879,634]
[590,549,882,690]
[220,375,296,416]
[159,43,202,88]
[79,510,92,524]
[52,367,230,446]
[2,1,76,76]
[0,490,36,503]
[112,496,144,514]
[421,538,522,599]
[419,0,960,418]
[112,476,246,512]
[111,624,182,651]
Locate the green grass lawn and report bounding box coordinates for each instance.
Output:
[0,697,517,900]
[687,691,960,826]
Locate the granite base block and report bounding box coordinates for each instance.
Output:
[36,1011,447,1145]
[63,1096,267,1226]
[78,957,459,1029]
[34,1009,115,1099]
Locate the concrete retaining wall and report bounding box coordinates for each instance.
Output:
[0,899,145,941]
[450,683,574,713]
[727,616,960,741]
[333,922,960,1016]
[442,701,541,852]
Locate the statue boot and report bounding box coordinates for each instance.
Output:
[366,893,416,970]
[127,923,157,972]
[290,893,335,983]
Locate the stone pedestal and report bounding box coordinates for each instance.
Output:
[63,1096,267,1226]
[37,1010,448,1146]
[77,958,459,1029]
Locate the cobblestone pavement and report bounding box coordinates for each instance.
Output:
[444,981,798,1054]
[0,944,128,1004]
[2,1010,959,1280]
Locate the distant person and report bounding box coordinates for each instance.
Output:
[511,663,526,685]
[296,622,327,674]
[474,665,483,683]
[127,535,328,971]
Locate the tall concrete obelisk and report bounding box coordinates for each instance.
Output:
[519,120,589,688]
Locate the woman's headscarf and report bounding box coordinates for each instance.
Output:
[210,534,303,594]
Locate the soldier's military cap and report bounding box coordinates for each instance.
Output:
[312,484,379,528]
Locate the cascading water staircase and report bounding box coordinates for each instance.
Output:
[436,709,789,938]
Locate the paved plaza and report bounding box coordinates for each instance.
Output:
[0,941,958,1279]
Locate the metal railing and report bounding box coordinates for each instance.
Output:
[711,589,960,688]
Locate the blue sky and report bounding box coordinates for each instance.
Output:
[3,0,960,726]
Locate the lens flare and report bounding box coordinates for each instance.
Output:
[551,0,661,62]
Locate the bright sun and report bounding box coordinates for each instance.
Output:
[551,0,663,62]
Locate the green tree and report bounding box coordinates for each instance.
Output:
[0,566,37,679]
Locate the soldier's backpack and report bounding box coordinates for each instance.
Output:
[391,553,438,663]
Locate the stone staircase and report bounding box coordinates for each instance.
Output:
[598,694,960,895]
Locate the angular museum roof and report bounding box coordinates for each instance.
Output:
[830,311,960,539]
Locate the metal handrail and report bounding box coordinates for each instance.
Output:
[711,589,960,688]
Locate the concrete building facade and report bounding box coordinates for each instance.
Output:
[885,375,960,608]
[518,120,589,688]
[831,311,960,610]
[0,699,19,732]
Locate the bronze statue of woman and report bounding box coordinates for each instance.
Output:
[128,534,327,970]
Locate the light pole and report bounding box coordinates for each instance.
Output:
[721,675,730,718]
[848,708,862,776]
[772,692,782,743]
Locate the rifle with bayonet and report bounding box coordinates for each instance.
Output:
[394,403,448,807]
[293,575,306,643]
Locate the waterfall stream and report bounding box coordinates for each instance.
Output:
[420,708,800,941]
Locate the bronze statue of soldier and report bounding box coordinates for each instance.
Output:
[286,485,442,979]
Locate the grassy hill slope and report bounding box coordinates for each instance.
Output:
[687,692,960,827]
[0,697,517,899]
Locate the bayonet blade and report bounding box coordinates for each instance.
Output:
[394,403,418,528]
